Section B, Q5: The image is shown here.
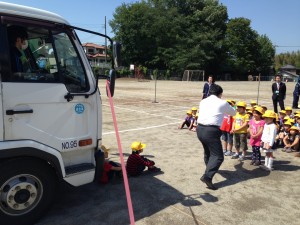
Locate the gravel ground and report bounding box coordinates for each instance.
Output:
[36,79,300,225]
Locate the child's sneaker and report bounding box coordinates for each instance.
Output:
[250,160,255,165]
[285,148,292,153]
[231,153,239,159]
[238,155,245,161]
[224,151,233,156]
[148,166,161,173]
[254,160,261,166]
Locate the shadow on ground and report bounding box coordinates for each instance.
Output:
[35,171,216,225]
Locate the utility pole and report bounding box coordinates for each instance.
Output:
[104,16,107,65]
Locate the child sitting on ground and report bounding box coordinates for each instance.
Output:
[294,114,300,127]
[276,120,292,147]
[178,110,194,130]
[99,145,122,184]
[285,106,293,118]
[191,107,198,118]
[126,142,161,176]
[260,110,278,171]
[283,126,300,153]
[191,113,198,132]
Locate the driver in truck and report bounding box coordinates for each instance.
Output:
[7,25,28,72]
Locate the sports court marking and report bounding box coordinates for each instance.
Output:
[103,121,180,135]
[170,205,208,225]
[103,104,182,120]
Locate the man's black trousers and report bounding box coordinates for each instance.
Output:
[196,125,224,180]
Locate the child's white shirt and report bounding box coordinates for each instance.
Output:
[261,123,277,146]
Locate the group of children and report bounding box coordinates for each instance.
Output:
[178,107,198,131]
[99,142,161,184]
[220,100,300,171]
[179,99,300,171]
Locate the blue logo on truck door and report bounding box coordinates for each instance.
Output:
[75,103,85,114]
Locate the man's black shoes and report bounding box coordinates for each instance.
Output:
[200,175,218,190]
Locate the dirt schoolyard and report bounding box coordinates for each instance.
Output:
[36,79,300,225]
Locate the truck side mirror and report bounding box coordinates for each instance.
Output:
[113,42,121,68]
[106,69,116,97]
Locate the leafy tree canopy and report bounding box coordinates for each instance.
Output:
[110,0,276,79]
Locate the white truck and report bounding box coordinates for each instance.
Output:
[0,2,120,225]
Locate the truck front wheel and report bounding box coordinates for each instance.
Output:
[0,158,58,225]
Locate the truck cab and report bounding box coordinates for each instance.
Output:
[0,2,119,225]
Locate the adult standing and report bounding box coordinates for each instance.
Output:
[196,84,236,190]
[272,75,286,113]
[202,75,214,99]
[292,76,300,109]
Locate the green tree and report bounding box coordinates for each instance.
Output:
[224,18,260,79]
[110,0,228,74]
[256,34,275,75]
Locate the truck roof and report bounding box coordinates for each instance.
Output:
[0,1,69,25]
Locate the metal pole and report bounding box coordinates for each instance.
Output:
[256,73,261,104]
[104,16,107,65]
[153,72,158,103]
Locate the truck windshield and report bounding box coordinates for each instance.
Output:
[6,23,89,93]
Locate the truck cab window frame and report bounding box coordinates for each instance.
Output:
[2,17,90,93]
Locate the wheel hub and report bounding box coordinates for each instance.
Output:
[0,175,42,215]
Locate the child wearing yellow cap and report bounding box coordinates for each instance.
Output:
[231,101,250,160]
[283,126,300,153]
[178,110,195,130]
[249,106,265,166]
[260,110,277,171]
[99,145,122,184]
[285,106,293,118]
[126,142,160,176]
[276,120,292,148]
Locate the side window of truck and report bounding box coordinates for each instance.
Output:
[5,23,89,93]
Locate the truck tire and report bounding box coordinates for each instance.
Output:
[0,158,58,225]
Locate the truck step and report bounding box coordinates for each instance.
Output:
[65,163,95,176]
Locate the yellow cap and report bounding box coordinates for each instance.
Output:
[290,126,299,131]
[247,110,253,114]
[253,106,264,115]
[236,101,247,108]
[283,116,290,121]
[261,105,267,110]
[284,121,292,126]
[187,110,192,115]
[131,141,146,151]
[289,118,295,124]
[250,100,257,104]
[191,107,198,111]
[279,110,286,114]
[101,145,110,153]
[294,114,300,118]
[285,106,292,111]
[246,106,252,111]
[226,99,234,105]
[262,110,276,119]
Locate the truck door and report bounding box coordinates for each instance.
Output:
[1,19,98,154]
[0,78,3,142]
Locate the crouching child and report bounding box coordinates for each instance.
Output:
[99,145,122,184]
[126,142,161,176]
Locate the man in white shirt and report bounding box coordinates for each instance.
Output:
[197,84,236,190]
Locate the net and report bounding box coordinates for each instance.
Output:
[182,70,205,81]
